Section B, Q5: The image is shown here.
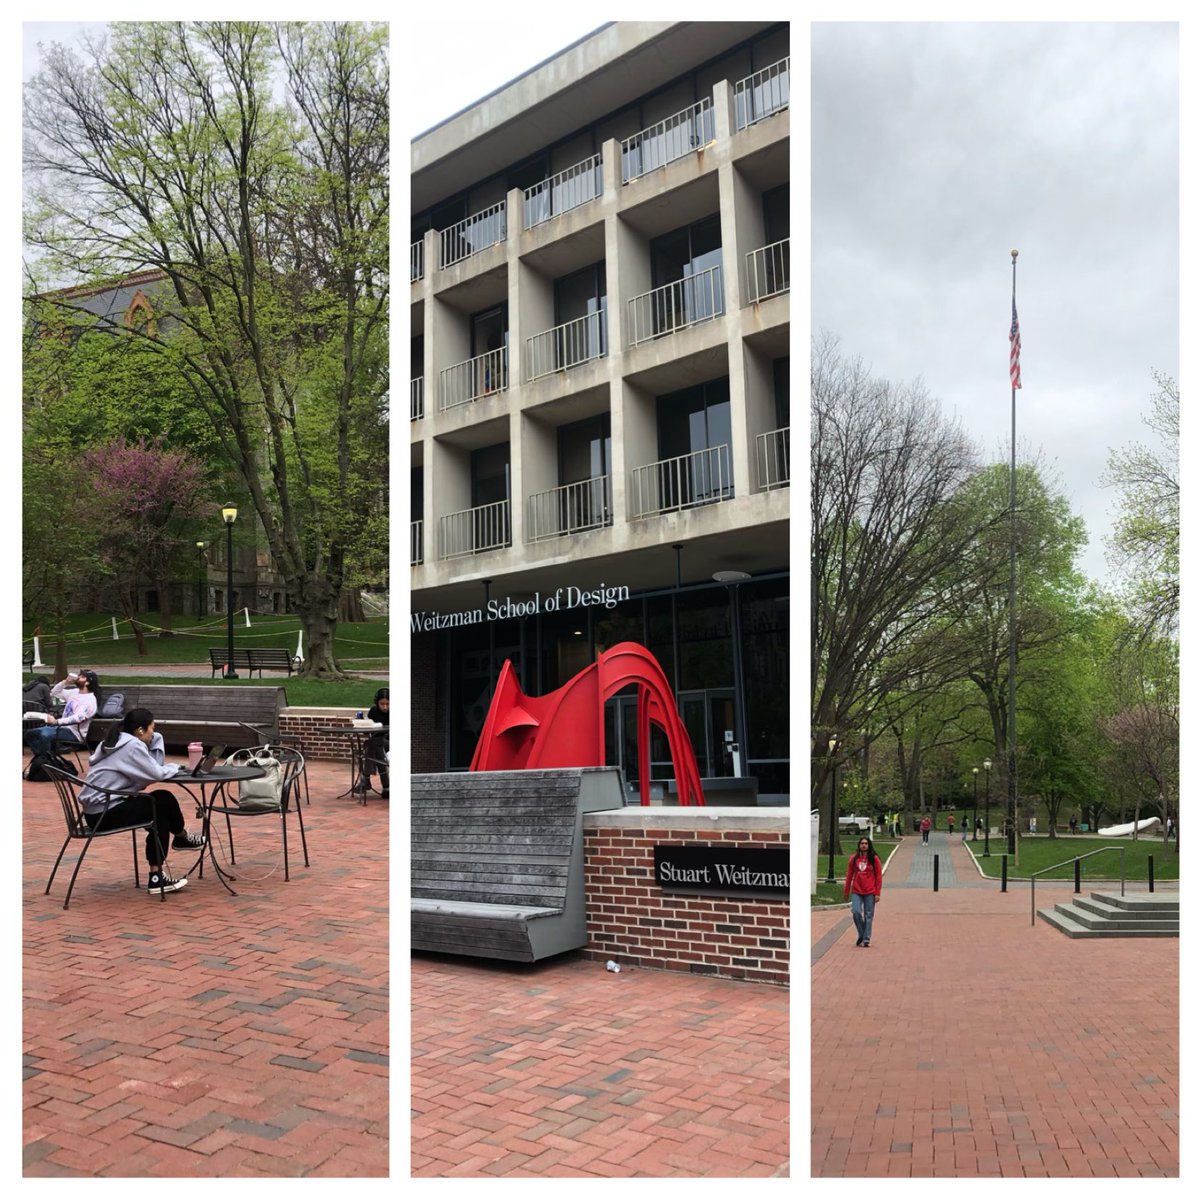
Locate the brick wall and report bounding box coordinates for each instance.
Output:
[410,633,443,772]
[582,812,790,987]
[279,709,359,760]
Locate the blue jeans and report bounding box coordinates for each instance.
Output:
[851,892,876,943]
[24,725,84,756]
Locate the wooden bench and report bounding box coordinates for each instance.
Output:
[411,767,624,962]
[86,684,287,750]
[23,649,34,675]
[208,647,299,678]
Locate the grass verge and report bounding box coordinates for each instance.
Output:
[965,836,1179,881]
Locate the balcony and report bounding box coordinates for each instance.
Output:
[439,201,507,269]
[621,99,715,184]
[439,499,511,560]
[411,240,424,282]
[439,347,508,412]
[756,427,790,491]
[527,476,612,543]
[523,155,603,230]
[629,444,733,520]
[411,377,424,420]
[526,310,607,382]
[744,238,790,305]
[734,56,790,131]
[627,266,724,348]
[411,520,424,565]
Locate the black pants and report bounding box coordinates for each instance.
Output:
[365,732,389,786]
[84,791,183,867]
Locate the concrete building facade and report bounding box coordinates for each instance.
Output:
[411,22,791,801]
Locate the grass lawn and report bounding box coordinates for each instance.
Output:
[23,612,386,670]
[88,675,379,708]
[965,835,1179,882]
[811,840,899,905]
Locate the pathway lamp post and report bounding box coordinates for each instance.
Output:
[221,504,238,679]
[983,759,992,857]
[972,767,980,840]
[195,541,206,618]
[825,736,838,884]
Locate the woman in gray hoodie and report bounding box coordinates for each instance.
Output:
[81,708,205,895]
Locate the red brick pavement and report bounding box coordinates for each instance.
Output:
[412,954,789,1177]
[23,754,387,1177]
[811,835,1178,1177]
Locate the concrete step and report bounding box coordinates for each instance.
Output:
[1053,902,1179,932]
[1038,904,1178,938]
[1074,894,1179,922]
[1090,890,1179,913]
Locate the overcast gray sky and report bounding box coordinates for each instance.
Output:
[812,21,1179,588]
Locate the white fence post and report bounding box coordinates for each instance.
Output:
[32,637,46,669]
[112,618,120,640]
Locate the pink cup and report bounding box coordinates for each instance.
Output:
[187,741,203,770]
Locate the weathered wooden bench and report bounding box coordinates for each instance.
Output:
[86,684,286,750]
[208,647,299,678]
[411,767,624,962]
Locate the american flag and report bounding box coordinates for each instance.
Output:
[1009,298,1022,389]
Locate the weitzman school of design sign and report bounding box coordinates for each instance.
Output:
[654,844,789,898]
[411,583,630,632]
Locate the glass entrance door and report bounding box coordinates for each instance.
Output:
[678,688,736,778]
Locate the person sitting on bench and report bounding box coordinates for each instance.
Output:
[80,707,206,896]
[24,669,101,757]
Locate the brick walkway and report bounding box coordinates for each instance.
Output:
[812,835,1178,1177]
[23,755,387,1177]
[412,954,789,1177]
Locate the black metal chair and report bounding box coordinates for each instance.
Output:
[210,746,309,885]
[43,765,166,908]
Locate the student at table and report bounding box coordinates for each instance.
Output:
[362,686,389,798]
[80,707,206,896]
[23,669,101,757]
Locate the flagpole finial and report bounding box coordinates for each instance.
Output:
[1011,249,1019,260]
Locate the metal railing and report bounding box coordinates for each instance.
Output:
[410,377,424,420]
[621,98,715,183]
[756,426,790,490]
[439,201,507,269]
[411,240,424,281]
[745,238,790,304]
[439,499,511,560]
[627,265,724,347]
[629,444,732,520]
[527,476,612,542]
[1029,846,1126,926]
[439,347,508,411]
[410,520,423,566]
[526,310,607,381]
[524,154,603,229]
[734,56,790,131]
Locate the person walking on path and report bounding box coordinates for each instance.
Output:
[844,836,883,947]
[1069,814,1078,835]
[921,815,931,845]
[947,813,955,838]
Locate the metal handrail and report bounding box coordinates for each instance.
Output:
[411,240,425,281]
[439,347,508,410]
[620,98,715,184]
[410,520,423,566]
[410,377,424,420]
[734,55,790,131]
[756,426,790,490]
[523,154,603,229]
[629,444,732,519]
[527,475,612,542]
[745,238,790,304]
[439,201,507,269]
[526,310,607,380]
[439,499,511,559]
[627,265,724,347]
[1029,846,1126,926]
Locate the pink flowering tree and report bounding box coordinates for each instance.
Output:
[81,437,206,656]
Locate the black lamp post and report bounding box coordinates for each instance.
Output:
[196,541,206,618]
[825,736,838,883]
[221,504,238,679]
[972,767,980,840]
[1008,767,1017,856]
[983,758,992,857]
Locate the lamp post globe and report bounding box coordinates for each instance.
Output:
[983,759,992,857]
[972,767,980,840]
[825,736,838,884]
[221,504,238,679]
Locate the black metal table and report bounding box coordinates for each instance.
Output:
[314,724,385,802]
[163,764,265,895]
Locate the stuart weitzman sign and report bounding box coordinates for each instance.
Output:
[654,844,789,898]
[411,583,630,632]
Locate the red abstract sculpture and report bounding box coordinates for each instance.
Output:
[469,641,706,806]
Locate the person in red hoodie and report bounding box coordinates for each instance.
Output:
[920,814,932,845]
[844,836,883,947]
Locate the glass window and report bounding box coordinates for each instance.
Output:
[411,466,424,521]
[553,263,607,365]
[763,183,789,244]
[773,356,790,428]
[470,443,510,509]
[655,378,733,505]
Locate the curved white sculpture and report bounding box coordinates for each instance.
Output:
[1096,816,1161,837]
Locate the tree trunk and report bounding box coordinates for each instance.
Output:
[294,600,347,680]
[338,587,365,623]
[158,573,175,635]
[53,599,69,680]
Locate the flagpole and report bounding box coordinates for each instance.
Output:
[1008,249,1019,859]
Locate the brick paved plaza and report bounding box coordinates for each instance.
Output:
[413,953,789,1177]
[23,756,387,1177]
[811,832,1178,1177]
